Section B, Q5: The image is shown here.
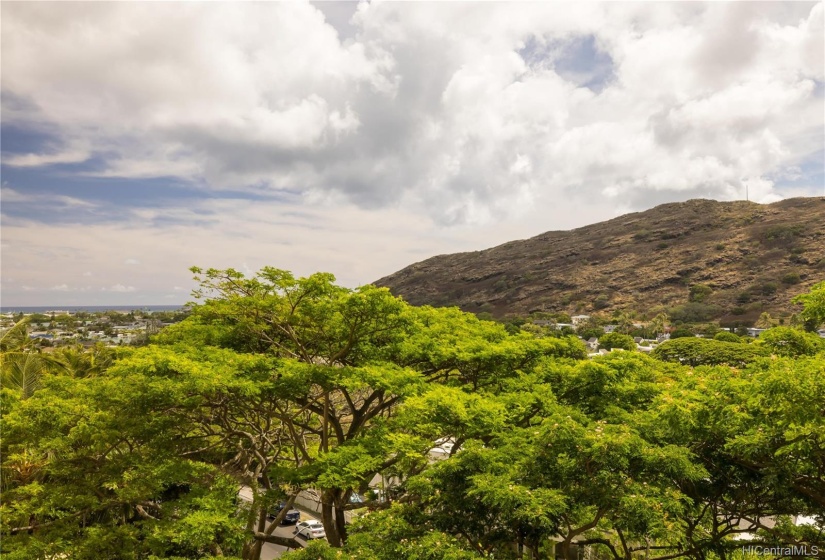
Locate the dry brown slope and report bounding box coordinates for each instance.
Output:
[375,198,825,323]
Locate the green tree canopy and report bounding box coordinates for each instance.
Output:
[597,332,636,351]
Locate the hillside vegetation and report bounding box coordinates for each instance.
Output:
[376,198,825,324]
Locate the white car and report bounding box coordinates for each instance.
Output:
[294,519,326,540]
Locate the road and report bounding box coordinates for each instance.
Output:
[259,515,321,560]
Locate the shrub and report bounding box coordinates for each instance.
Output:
[593,294,610,310]
[669,302,720,323]
[714,331,742,343]
[760,282,779,295]
[689,284,713,303]
[781,271,801,285]
[764,224,804,241]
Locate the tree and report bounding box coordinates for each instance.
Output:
[1,351,252,559]
[793,281,825,331]
[669,327,695,339]
[48,343,121,378]
[0,319,49,399]
[755,311,776,329]
[158,266,575,550]
[598,332,636,351]
[713,331,742,343]
[649,312,669,338]
[577,326,604,341]
[756,326,825,357]
[612,310,636,334]
[688,284,713,303]
[651,338,769,367]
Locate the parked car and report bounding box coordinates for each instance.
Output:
[294,519,326,540]
[268,502,300,525]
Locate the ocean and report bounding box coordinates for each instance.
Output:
[0,305,187,314]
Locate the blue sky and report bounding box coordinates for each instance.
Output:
[2,1,823,306]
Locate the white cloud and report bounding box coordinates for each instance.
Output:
[1,187,97,208]
[50,284,70,291]
[3,148,91,168]
[1,2,821,224]
[107,284,137,293]
[1,2,823,306]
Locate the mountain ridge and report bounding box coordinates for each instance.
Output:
[375,197,825,325]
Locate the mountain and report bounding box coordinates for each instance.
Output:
[375,198,825,325]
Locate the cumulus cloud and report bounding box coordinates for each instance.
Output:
[1,1,821,226]
[1,2,823,306]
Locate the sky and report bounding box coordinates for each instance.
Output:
[1,1,823,307]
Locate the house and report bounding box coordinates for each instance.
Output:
[602,325,617,333]
[747,327,767,337]
[585,338,599,351]
[656,334,670,342]
[571,315,591,327]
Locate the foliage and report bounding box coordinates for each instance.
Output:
[794,281,825,331]
[577,327,604,341]
[3,266,824,560]
[668,302,719,324]
[756,326,825,357]
[597,332,636,351]
[669,327,695,339]
[1,319,50,399]
[713,331,742,343]
[688,284,713,303]
[651,337,769,367]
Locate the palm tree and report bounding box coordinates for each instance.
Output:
[1,319,48,399]
[614,310,637,334]
[649,312,670,338]
[50,343,115,378]
[756,312,775,329]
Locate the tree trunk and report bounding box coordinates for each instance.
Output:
[321,500,342,547]
[334,503,348,545]
[242,504,268,560]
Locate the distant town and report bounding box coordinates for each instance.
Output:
[0,308,190,348]
[5,307,824,356]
